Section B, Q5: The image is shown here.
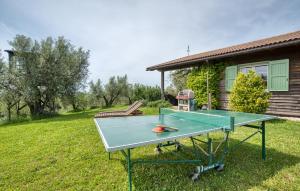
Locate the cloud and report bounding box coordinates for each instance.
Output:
[0,0,300,85]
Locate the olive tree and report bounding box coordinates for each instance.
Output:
[7,35,89,116]
[103,75,128,107]
[169,69,190,91]
[89,79,104,107]
[90,75,129,107]
[0,51,24,120]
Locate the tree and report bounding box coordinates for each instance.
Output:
[60,45,90,111]
[0,51,23,121]
[131,84,161,102]
[89,79,104,107]
[8,35,89,116]
[169,69,190,91]
[89,75,129,108]
[123,84,134,105]
[229,70,271,113]
[102,75,128,107]
[89,77,161,108]
[70,92,88,111]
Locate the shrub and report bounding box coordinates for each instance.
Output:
[131,84,161,102]
[71,92,88,112]
[229,70,271,113]
[147,100,172,108]
[186,64,224,108]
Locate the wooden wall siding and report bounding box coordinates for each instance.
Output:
[218,45,300,117]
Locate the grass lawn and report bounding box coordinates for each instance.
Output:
[0,106,300,190]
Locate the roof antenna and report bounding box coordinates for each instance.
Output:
[187,45,190,56]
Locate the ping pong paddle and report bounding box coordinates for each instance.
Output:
[152,125,178,133]
[152,127,165,133]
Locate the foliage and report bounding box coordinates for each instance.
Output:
[0,51,23,120]
[1,107,300,190]
[89,75,129,107]
[131,83,161,102]
[89,79,103,107]
[89,78,162,108]
[71,92,88,111]
[119,76,132,104]
[229,70,271,113]
[0,51,4,74]
[186,63,224,108]
[165,86,177,96]
[147,100,172,108]
[62,92,88,111]
[102,75,129,107]
[1,35,89,118]
[169,69,190,91]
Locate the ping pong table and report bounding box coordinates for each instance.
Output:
[94,108,276,191]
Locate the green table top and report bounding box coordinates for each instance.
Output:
[94,108,275,152]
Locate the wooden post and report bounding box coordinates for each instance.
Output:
[208,93,212,110]
[161,71,165,100]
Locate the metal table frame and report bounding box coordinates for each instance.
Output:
[106,118,266,191]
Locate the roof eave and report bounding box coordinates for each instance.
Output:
[146,39,300,71]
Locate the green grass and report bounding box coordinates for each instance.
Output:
[0,106,299,190]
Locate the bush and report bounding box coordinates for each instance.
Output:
[147,100,172,108]
[186,63,224,108]
[229,70,271,113]
[70,92,88,112]
[131,84,161,102]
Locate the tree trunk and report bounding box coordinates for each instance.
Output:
[127,97,132,105]
[108,99,114,107]
[16,101,20,117]
[7,106,11,121]
[28,103,35,116]
[103,96,110,107]
[27,101,44,116]
[18,104,27,112]
[72,103,77,111]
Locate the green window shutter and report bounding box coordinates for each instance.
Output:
[268,59,289,91]
[225,65,237,92]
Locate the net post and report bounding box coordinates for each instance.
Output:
[159,107,162,121]
[230,116,235,131]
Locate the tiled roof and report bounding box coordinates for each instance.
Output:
[147,30,300,71]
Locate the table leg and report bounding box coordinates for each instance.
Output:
[127,149,132,191]
[261,121,266,160]
[207,137,213,165]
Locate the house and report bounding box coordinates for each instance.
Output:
[146,30,300,117]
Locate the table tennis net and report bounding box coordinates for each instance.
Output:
[160,108,234,131]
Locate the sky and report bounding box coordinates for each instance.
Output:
[0,0,300,86]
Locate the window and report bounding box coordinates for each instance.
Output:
[240,67,252,75]
[255,65,268,81]
[240,64,268,82]
[225,59,289,92]
[225,65,237,92]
